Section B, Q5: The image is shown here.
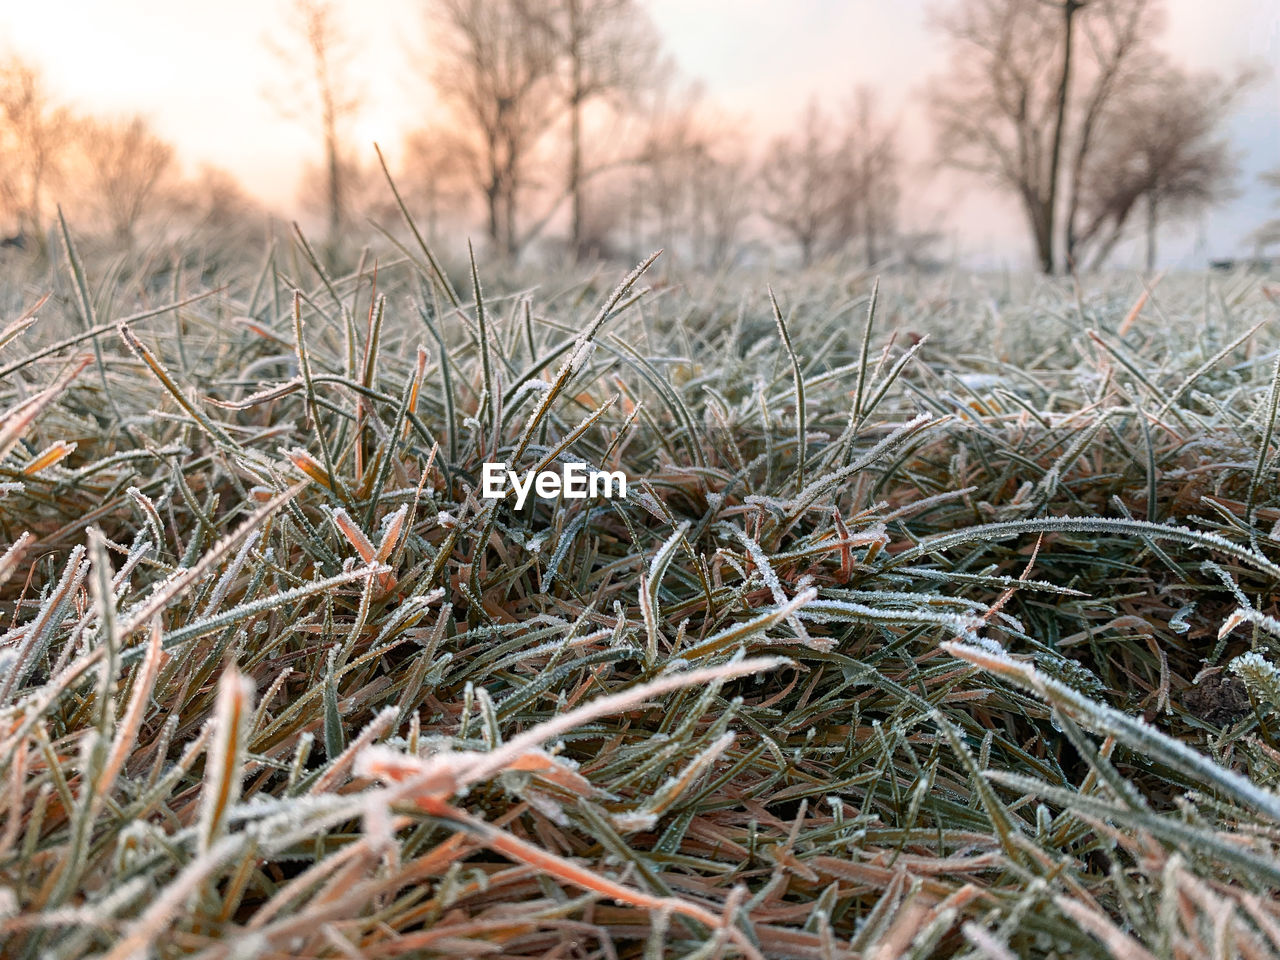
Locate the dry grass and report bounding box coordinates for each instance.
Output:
[2,226,1280,958]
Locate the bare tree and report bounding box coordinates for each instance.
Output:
[399,129,471,244]
[1061,0,1159,266]
[75,115,174,246]
[629,78,706,253]
[0,56,75,250]
[928,0,1159,273]
[1250,169,1280,255]
[1075,62,1246,270]
[296,153,390,231]
[626,78,754,267]
[425,0,560,260]
[833,87,900,266]
[172,166,262,240]
[758,99,838,268]
[162,165,269,269]
[690,148,753,268]
[265,0,361,265]
[526,0,658,259]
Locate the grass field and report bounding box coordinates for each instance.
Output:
[4,227,1280,958]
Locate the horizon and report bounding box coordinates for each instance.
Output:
[1,0,1278,268]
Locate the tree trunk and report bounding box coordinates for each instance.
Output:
[323,98,343,268]
[1044,0,1083,275]
[24,172,47,258]
[1036,222,1053,275]
[1064,179,1080,270]
[568,0,585,260]
[864,201,877,266]
[486,182,501,253]
[326,135,340,238]
[863,152,877,265]
[1145,190,1158,273]
[1026,192,1054,275]
[503,184,518,260]
[426,182,439,244]
[628,181,639,261]
[1088,229,1124,271]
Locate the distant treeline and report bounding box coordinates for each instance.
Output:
[0,0,1270,272]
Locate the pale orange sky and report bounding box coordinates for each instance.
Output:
[1,0,1278,265]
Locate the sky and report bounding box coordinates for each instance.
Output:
[1,0,1278,267]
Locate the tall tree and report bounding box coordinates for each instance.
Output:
[426,0,559,260]
[629,78,708,255]
[76,115,174,246]
[1250,169,1280,255]
[531,0,658,259]
[1075,61,1246,270]
[689,147,752,269]
[0,56,74,250]
[266,0,361,265]
[928,0,1158,273]
[1061,0,1157,266]
[399,129,470,244]
[626,78,752,266]
[834,87,900,266]
[758,99,839,268]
